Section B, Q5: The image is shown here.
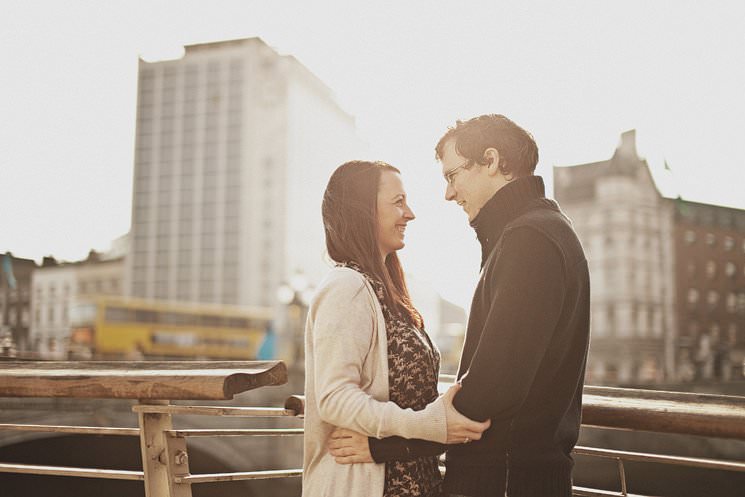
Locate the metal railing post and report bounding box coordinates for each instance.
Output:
[137,400,192,497]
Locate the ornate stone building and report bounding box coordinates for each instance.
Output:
[554,131,677,385]
[555,130,745,385]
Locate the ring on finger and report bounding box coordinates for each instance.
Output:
[464,437,470,444]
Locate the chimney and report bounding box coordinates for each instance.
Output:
[615,129,638,159]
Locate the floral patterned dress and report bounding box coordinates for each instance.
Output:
[343,263,443,497]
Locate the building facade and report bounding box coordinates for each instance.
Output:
[30,252,124,358]
[554,131,677,385]
[0,253,38,352]
[556,130,745,385]
[126,37,363,307]
[673,200,745,381]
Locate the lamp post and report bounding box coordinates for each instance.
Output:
[276,272,313,386]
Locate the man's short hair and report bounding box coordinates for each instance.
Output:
[435,114,539,179]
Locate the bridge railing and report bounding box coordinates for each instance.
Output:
[0,360,303,497]
[1,363,744,496]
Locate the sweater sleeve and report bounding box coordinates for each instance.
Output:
[453,227,566,423]
[311,271,448,443]
[368,436,446,463]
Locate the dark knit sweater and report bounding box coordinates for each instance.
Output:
[443,175,590,497]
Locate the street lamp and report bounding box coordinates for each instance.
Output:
[276,271,312,374]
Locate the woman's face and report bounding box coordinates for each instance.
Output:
[376,171,415,259]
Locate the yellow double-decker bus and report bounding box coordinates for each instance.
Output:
[68,296,273,360]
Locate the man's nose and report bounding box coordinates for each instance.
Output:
[445,184,456,201]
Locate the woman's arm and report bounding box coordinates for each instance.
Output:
[310,272,447,442]
[310,271,489,443]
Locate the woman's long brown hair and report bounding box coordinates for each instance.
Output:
[322,160,423,328]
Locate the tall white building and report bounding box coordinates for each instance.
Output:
[126,38,364,306]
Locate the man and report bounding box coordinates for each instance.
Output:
[437,114,590,497]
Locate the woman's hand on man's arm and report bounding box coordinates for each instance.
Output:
[442,383,491,444]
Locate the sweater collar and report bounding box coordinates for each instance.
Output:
[470,175,547,260]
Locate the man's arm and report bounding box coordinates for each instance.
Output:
[453,226,566,422]
[328,427,445,464]
[368,436,446,462]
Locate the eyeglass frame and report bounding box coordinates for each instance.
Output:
[443,159,474,186]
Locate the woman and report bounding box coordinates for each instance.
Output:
[303,160,489,497]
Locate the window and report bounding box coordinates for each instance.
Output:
[684,230,696,244]
[686,262,696,278]
[725,262,736,278]
[707,290,719,308]
[728,323,739,346]
[705,233,716,246]
[106,307,133,322]
[724,236,734,251]
[687,288,699,304]
[738,293,745,314]
[708,323,721,339]
[727,293,737,313]
[705,261,716,279]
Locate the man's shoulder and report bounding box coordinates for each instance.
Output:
[510,200,569,229]
[509,203,585,259]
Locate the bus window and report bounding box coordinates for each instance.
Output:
[160,312,191,325]
[227,317,249,329]
[135,309,157,323]
[200,314,223,327]
[105,306,133,323]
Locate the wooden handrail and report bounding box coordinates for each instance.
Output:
[0,360,287,400]
[582,386,745,440]
[290,387,745,441]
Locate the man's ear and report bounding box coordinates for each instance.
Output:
[483,148,501,176]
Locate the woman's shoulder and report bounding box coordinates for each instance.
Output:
[313,266,369,304]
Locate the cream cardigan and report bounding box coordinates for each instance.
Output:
[302,267,448,497]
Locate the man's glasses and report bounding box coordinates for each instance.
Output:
[443,159,472,186]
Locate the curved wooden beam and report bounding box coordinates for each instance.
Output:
[0,361,287,400]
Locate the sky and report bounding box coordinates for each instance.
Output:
[2,1,744,308]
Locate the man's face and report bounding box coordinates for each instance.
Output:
[440,139,496,222]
